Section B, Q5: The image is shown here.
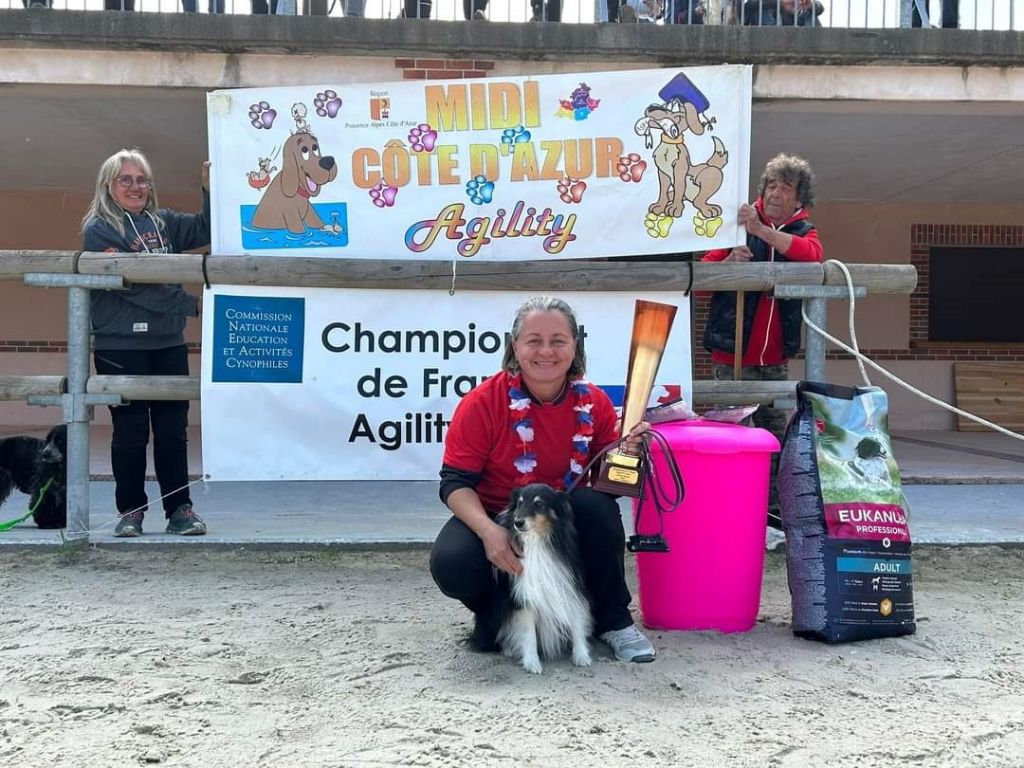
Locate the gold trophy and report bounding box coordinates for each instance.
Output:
[593,299,677,498]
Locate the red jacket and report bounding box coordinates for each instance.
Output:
[702,199,823,366]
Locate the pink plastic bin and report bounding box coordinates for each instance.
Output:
[633,420,780,633]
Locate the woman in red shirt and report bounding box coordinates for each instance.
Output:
[430,296,656,664]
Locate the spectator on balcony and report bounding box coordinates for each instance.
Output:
[81,149,209,539]
[401,0,432,17]
[22,0,54,8]
[743,0,824,26]
[182,0,225,12]
[252,0,278,13]
[671,0,705,24]
[912,0,958,28]
[103,0,135,9]
[701,154,823,529]
[463,0,487,20]
[345,0,366,15]
[530,0,561,22]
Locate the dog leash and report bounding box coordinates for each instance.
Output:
[567,430,685,552]
[0,477,55,532]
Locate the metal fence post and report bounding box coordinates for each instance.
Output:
[774,284,868,385]
[64,285,92,541]
[803,296,828,382]
[25,273,126,544]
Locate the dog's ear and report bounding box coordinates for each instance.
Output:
[280,139,300,198]
[554,490,574,519]
[508,486,524,511]
[682,101,705,136]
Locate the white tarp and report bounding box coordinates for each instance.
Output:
[200,289,691,481]
[206,65,751,260]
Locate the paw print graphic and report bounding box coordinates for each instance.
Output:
[693,212,724,238]
[616,154,647,183]
[465,175,495,205]
[408,123,438,153]
[556,176,586,204]
[644,211,673,239]
[313,90,342,118]
[369,179,398,208]
[248,101,277,130]
[499,126,532,155]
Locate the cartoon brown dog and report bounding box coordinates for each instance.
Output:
[634,101,728,220]
[252,131,338,234]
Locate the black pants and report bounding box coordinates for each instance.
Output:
[403,0,432,17]
[94,345,191,518]
[430,488,633,635]
[104,0,135,8]
[252,0,279,12]
[912,0,958,28]
[531,0,561,21]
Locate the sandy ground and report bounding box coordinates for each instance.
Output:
[2,546,1023,768]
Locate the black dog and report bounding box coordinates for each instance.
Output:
[0,424,67,529]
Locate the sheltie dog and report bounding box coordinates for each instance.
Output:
[491,483,593,675]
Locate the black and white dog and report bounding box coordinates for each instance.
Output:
[0,424,67,529]
[491,483,592,674]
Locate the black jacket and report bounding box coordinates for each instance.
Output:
[702,215,817,361]
[84,193,209,351]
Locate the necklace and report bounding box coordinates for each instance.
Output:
[508,373,594,490]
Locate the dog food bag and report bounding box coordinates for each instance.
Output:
[777,381,916,644]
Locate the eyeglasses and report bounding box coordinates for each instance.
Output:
[114,175,152,189]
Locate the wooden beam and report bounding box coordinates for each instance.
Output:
[1,251,917,294]
[0,375,65,400]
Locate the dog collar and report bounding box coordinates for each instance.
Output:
[296,186,312,199]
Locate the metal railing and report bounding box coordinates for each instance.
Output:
[6,0,1022,29]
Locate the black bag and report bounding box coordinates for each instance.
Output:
[778,381,916,643]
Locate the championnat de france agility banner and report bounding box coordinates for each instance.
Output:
[200,289,692,481]
[205,65,752,259]
[199,65,744,480]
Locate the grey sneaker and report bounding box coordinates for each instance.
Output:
[114,511,144,538]
[165,504,207,536]
[599,625,656,663]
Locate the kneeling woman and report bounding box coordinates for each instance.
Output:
[430,296,656,663]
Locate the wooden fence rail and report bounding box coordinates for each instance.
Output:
[1,251,918,294]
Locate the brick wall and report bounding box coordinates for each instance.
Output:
[908,223,1024,362]
[394,58,495,80]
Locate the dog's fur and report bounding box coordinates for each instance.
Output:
[634,102,728,219]
[849,436,891,483]
[0,424,67,529]
[251,131,338,234]
[488,483,592,674]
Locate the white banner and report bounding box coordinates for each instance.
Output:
[200,289,691,481]
[207,65,751,260]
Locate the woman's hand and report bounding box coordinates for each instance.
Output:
[202,161,211,192]
[481,520,523,576]
[622,420,651,454]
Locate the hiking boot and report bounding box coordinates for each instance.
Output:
[165,504,207,536]
[114,511,144,538]
[599,625,656,663]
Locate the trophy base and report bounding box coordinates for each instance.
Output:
[593,450,644,498]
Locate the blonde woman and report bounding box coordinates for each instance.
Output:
[81,149,210,537]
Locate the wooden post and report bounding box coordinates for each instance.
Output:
[733,290,744,381]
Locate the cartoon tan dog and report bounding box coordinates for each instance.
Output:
[252,131,339,234]
[634,101,728,220]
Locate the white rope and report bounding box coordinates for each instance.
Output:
[803,259,1024,443]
